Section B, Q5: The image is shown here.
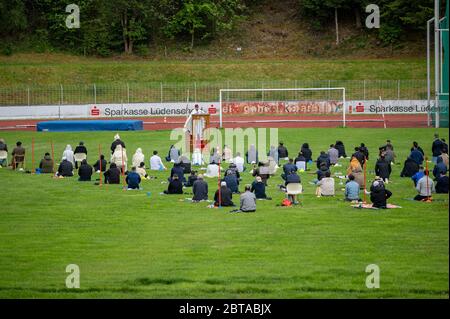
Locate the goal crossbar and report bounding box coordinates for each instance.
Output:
[219,87,347,128]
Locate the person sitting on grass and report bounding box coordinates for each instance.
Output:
[400,156,419,178]
[369,178,392,209]
[169,162,185,183]
[411,166,425,187]
[214,181,234,207]
[225,163,240,180]
[409,145,424,166]
[294,152,307,171]
[345,174,360,202]
[132,148,145,168]
[126,166,141,190]
[433,156,448,179]
[224,171,239,194]
[150,150,165,171]
[192,174,208,202]
[232,152,245,173]
[431,133,444,164]
[56,157,73,177]
[62,145,75,167]
[277,142,289,160]
[414,170,435,201]
[78,159,93,181]
[282,158,297,180]
[205,161,219,178]
[184,170,198,187]
[316,171,335,197]
[316,162,330,182]
[435,172,449,194]
[375,154,391,183]
[0,138,7,167]
[164,174,183,194]
[104,163,121,184]
[93,154,107,173]
[328,144,339,166]
[335,140,347,158]
[74,142,88,169]
[136,162,148,179]
[316,151,331,170]
[359,143,369,160]
[110,134,126,154]
[352,146,365,167]
[253,161,271,185]
[251,176,270,199]
[39,152,54,174]
[279,170,301,204]
[166,145,180,163]
[239,185,257,213]
[300,143,312,163]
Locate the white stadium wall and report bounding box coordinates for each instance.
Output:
[0,100,432,120]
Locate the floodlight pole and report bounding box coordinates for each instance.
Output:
[434,0,440,128]
[427,17,434,127]
[219,90,223,128]
[343,88,346,128]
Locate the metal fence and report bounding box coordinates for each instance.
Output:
[0,79,432,106]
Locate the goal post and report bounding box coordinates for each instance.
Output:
[218,87,347,128]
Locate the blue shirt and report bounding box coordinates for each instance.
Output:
[411,171,425,186]
[409,149,424,165]
[345,180,360,200]
[126,171,141,189]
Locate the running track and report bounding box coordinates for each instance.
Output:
[0,114,428,131]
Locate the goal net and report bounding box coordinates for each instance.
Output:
[219,87,347,127]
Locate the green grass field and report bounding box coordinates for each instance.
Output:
[0,54,428,86]
[0,128,448,298]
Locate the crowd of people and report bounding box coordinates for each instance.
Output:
[0,133,448,212]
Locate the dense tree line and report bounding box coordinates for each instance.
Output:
[0,0,254,55]
[0,0,439,56]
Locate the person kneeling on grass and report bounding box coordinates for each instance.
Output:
[435,172,449,194]
[345,174,360,202]
[136,162,148,179]
[78,159,93,181]
[251,176,269,199]
[56,157,73,177]
[164,174,183,194]
[240,185,256,212]
[214,181,234,207]
[39,152,54,174]
[184,170,198,187]
[93,154,107,173]
[126,166,141,190]
[316,171,335,197]
[369,179,392,209]
[192,174,208,202]
[414,170,435,201]
[104,163,121,184]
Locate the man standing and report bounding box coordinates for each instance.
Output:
[184,104,206,144]
[12,141,26,170]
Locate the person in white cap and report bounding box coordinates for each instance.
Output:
[214,181,234,207]
[110,134,126,154]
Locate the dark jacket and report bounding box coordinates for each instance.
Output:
[78,163,93,181]
[278,145,288,158]
[167,178,183,194]
[411,146,424,155]
[58,160,73,177]
[433,157,448,179]
[283,163,297,176]
[0,142,7,152]
[170,164,185,182]
[316,153,331,169]
[126,171,141,189]
[285,172,301,186]
[251,181,267,199]
[352,151,366,166]
[111,139,126,153]
[214,186,234,206]
[359,146,369,160]
[192,179,208,201]
[39,155,54,173]
[74,145,87,155]
[301,145,312,162]
[224,174,239,193]
[104,164,121,184]
[335,142,346,158]
[370,183,392,208]
[317,166,329,181]
[93,159,107,172]
[400,158,419,177]
[435,175,449,193]
[432,139,444,157]
[375,158,391,179]
[184,175,197,187]
[294,155,307,170]
[409,149,424,165]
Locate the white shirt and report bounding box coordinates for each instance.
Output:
[233,156,245,172]
[150,155,165,170]
[205,164,219,178]
[184,108,206,139]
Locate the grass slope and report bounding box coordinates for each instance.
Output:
[0,128,448,298]
[0,54,427,87]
